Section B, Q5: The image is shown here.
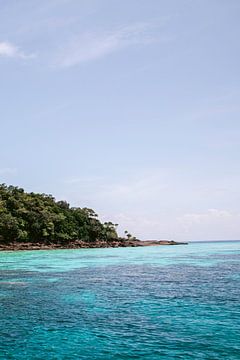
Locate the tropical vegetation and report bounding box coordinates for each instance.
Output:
[0,184,120,244]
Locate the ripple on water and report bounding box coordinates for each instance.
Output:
[0,242,240,359]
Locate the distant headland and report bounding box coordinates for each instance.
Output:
[0,184,187,251]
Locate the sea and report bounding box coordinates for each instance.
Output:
[0,241,239,360]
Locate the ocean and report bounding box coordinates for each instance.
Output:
[0,241,239,359]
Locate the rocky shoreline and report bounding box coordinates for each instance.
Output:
[0,239,188,251]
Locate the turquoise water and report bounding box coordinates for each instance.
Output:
[0,242,240,359]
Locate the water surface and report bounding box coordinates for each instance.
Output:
[0,241,240,359]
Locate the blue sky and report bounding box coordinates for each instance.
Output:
[1,0,240,241]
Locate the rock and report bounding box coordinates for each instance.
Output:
[0,239,187,251]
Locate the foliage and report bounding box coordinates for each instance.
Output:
[124,230,136,241]
[0,184,119,244]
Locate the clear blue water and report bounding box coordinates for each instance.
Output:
[0,241,240,359]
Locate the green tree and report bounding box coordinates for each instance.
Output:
[0,184,127,245]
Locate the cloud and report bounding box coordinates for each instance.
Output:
[61,169,240,241]
[104,209,240,241]
[98,172,169,203]
[180,209,232,223]
[63,168,169,201]
[177,209,240,240]
[0,41,34,59]
[54,23,159,68]
[101,212,170,239]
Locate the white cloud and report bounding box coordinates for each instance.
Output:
[104,209,240,241]
[62,168,170,203]
[179,209,232,224]
[98,172,169,203]
[0,41,34,59]
[177,209,240,240]
[54,23,159,68]
[61,170,240,241]
[101,212,171,240]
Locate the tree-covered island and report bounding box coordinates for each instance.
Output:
[0,184,186,250]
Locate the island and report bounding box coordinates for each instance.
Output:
[0,184,187,251]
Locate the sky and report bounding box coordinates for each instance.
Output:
[1,0,240,241]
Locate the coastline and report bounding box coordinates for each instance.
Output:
[0,239,188,251]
